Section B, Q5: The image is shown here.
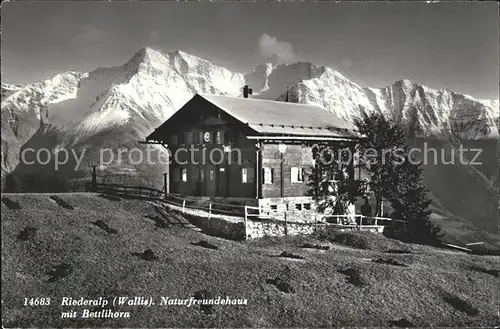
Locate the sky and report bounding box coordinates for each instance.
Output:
[2,1,499,99]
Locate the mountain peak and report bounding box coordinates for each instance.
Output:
[124,47,167,69]
[395,78,415,87]
[137,46,164,57]
[169,49,188,57]
[166,49,212,67]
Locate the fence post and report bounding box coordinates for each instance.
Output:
[359,215,363,231]
[163,173,168,199]
[244,205,248,241]
[91,165,97,192]
[284,212,288,236]
[208,202,212,229]
[314,215,317,232]
[374,218,378,227]
[182,200,186,214]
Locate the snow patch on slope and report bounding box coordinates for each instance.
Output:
[1,83,23,100]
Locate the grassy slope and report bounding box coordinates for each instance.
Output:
[2,193,499,328]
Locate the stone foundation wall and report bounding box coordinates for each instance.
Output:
[183,209,384,241]
[244,220,385,239]
[245,219,316,239]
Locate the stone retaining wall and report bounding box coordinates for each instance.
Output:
[245,219,316,239]
[245,220,384,239]
[184,214,246,241]
[179,206,384,241]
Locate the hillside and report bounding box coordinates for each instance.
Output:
[2,193,498,327]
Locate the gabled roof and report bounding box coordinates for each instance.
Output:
[198,94,359,138]
[146,93,361,141]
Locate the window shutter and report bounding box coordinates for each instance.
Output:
[192,166,199,181]
[291,167,298,182]
[241,168,247,183]
[248,167,255,183]
[173,167,180,182]
[170,135,178,146]
[263,167,274,184]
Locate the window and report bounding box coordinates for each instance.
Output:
[172,167,181,182]
[186,132,193,145]
[241,168,248,183]
[295,203,302,211]
[304,203,311,210]
[178,133,185,145]
[202,131,212,144]
[181,168,188,182]
[170,135,178,147]
[241,167,254,183]
[216,131,225,144]
[199,168,205,182]
[263,167,274,184]
[291,167,304,183]
[226,131,235,144]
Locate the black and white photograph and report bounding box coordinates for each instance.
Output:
[1,1,499,327]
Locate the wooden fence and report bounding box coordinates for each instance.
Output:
[87,181,166,199]
[87,179,404,239]
[243,205,402,232]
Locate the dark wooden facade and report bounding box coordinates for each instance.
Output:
[169,127,258,199]
[146,93,362,208]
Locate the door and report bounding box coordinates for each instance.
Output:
[217,166,228,197]
[196,166,204,196]
[205,165,216,197]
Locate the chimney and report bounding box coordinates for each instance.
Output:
[243,85,253,98]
